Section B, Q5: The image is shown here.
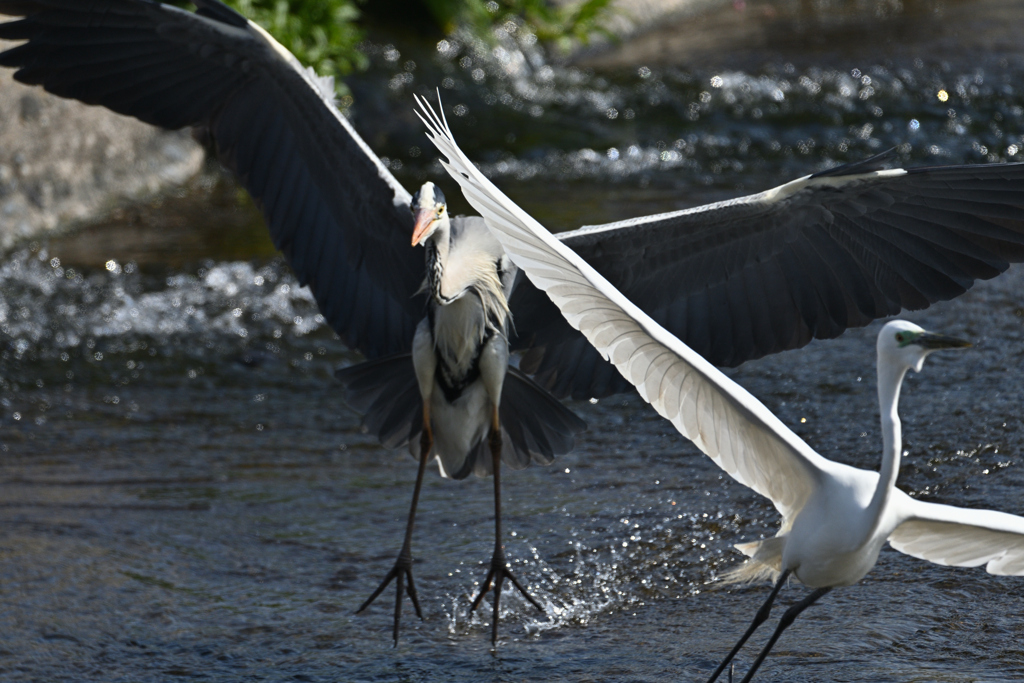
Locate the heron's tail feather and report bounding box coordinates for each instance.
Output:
[335,353,422,450]
[336,357,586,480]
[721,560,780,586]
[499,366,587,469]
[720,537,786,585]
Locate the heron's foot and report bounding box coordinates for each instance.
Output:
[355,548,423,645]
[469,549,544,643]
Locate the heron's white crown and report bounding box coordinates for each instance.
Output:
[411,181,448,246]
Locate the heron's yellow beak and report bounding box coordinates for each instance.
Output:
[411,207,438,246]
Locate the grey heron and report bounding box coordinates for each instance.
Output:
[419,102,1024,680]
[0,0,588,644]
[7,0,1024,645]
[340,179,586,643]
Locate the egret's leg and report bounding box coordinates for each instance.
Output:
[706,569,791,683]
[355,409,433,645]
[470,407,544,643]
[738,587,832,683]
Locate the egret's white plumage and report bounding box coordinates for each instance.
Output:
[417,95,1024,679]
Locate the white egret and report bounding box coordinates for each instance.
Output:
[418,97,1024,680]
[8,0,1024,645]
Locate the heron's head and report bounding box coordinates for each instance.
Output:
[411,181,448,246]
[877,320,971,373]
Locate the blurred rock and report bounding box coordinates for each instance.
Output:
[0,54,204,252]
[603,0,728,40]
[583,0,1024,69]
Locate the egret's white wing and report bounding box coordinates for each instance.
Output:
[416,95,838,520]
[515,153,1024,400]
[889,495,1024,575]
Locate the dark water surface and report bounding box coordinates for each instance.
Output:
[3,1,1024,680]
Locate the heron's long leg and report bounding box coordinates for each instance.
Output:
[355,408,433,645]
[470,406,544,643]
[706,569,791,683]
[737,586,831,683]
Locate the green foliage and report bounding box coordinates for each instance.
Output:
[180,0,613,95]
[507,0,614,46]
[423,0,614,51]
[221,0,367,85]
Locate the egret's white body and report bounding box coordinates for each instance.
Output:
[418,96,1024,679]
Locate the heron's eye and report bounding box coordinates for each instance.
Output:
[895,333,904,343]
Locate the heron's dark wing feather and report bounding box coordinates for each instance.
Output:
[335,354,422,450]
[0,0,425,357]
[499,366,587,464]
[512,159,1024,398]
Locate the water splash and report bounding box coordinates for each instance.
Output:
[0,248,327,360]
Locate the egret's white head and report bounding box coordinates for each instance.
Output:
[877,320,971,373]
[411,181,448,246]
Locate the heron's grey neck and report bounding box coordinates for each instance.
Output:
[425,216,451,303]
[866,357,909,537]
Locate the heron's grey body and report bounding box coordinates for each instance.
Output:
[340,194,581,479]
[413,214,517,479]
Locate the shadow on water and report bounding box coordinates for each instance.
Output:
[2,0,1024,680]
[42,172,277,272]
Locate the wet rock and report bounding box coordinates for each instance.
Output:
[18,93,40,122]
[585,0,1024,69]
[603,0,728,39]
[0,47,205,252]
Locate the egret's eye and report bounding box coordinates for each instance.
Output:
[895,333,904,343]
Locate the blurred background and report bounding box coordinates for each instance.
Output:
[1,1,1024,680]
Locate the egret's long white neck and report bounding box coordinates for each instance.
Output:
[866,355,910,534]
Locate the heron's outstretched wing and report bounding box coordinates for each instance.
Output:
[0,0,425,357]
[889,493,1024,575]
[417,95,839,520]
[513,152,1024,399]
